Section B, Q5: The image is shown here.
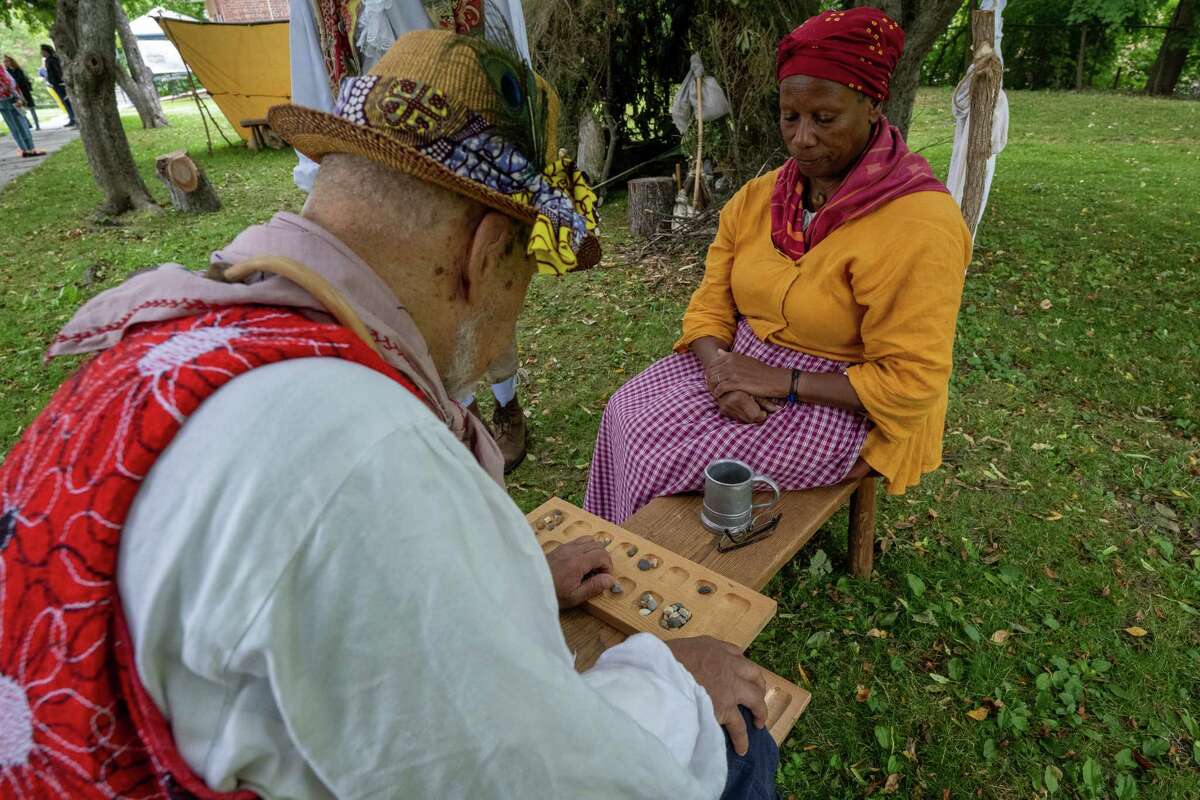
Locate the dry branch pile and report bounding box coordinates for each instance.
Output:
[613,206,721,295]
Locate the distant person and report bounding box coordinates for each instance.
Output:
[40,43,76,128]
[3,55,39,130]
[0,64,45,157]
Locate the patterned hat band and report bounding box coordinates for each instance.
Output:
[333,75,601,274]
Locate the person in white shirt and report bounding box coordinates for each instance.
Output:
[17,27,779,800]
[290,0,535,472]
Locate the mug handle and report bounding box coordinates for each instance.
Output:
[750,474,781,521]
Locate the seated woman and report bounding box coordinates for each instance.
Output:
[586,7,972,524]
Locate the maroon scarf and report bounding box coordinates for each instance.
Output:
[769,118,949,260]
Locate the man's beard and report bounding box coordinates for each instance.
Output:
[442,312,487,400]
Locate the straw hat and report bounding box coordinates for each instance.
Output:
[269,29,600,274]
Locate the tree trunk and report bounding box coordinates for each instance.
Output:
[1146,0,1197,96]
[960,10,1001,235]
[115,62,160,129]
[627,177,676,237]
[1075,25,1088,91]
[114,0,168,128]
[856,0,967,140]
[575,109,605,181]
[598,105,620,194]
[52,0,157,216]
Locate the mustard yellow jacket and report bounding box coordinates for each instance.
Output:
[675,169,972,495]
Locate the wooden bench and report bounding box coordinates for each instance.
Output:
[555,476,877,744]
[239,118,284,151]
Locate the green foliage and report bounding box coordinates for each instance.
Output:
[1068,0,1169,26]
[923,0,1197,92]
[0,14,54,106]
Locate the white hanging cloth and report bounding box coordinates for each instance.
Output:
[946,0,1008,235]
[292,0,532,192]
[671,53,731,135]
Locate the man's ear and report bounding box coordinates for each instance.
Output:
[463,211,514,306]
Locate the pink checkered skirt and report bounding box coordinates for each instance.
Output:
[584,319,870,523]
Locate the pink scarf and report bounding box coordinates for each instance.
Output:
[49,212,506,484]
[770,118,949,260]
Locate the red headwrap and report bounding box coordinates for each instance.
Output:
[776,7,904,102]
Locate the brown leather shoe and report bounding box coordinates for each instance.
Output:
[492,397,528,474]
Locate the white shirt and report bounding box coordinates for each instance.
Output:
[119,358,726,799]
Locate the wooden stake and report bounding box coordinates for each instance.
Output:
[1075,25,1088,91]
[693,75,704,209]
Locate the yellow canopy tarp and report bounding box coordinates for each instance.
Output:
[157,17,290,143]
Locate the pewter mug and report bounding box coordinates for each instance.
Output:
[701,459,781,534]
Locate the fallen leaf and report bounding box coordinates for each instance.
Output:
[866,628,890,639]
[1124,626,1149,637]
[1043,511,1063,522]
[883,773,902,794]
[1040,299,1053,310]
[796,662,811,686]
[904,737,918,763]
[1133,750,1154,770]
[1043,566,1058,579]
[990,629,1011,645]
[855,684,871,702]
[966,707,990,721]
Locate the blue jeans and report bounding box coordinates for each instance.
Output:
[722,707,780,800]
[0,98,35,151]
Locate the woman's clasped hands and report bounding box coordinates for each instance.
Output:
[703,349,793,425]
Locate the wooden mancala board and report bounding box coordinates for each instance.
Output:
[527,498,777,650]
[762,671,811,745]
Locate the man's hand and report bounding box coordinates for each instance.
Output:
[545,536,614,609]
[666,636,768,756]
[717,390,770,424]
[707,350,792,401]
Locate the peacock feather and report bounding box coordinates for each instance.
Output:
[447,1,549,172]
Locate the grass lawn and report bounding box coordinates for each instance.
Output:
[1,92,1198,798]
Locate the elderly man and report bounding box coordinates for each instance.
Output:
[0,30,777,799]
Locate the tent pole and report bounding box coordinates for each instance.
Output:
[693,75,704,209]
[185,67,236,150]
[159,17,236,151]
[186,67,214,156]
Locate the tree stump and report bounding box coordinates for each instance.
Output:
[628,177,676,237]
[155,150,221,213]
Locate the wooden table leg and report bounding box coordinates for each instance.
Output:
[848,477,877,578]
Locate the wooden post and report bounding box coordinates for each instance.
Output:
[960,9,1002,235]
[628,177,677,237]
[1075,25,1088,92]
[848,477,877,578]
[155,150,221,213]
[692,75,704,209]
